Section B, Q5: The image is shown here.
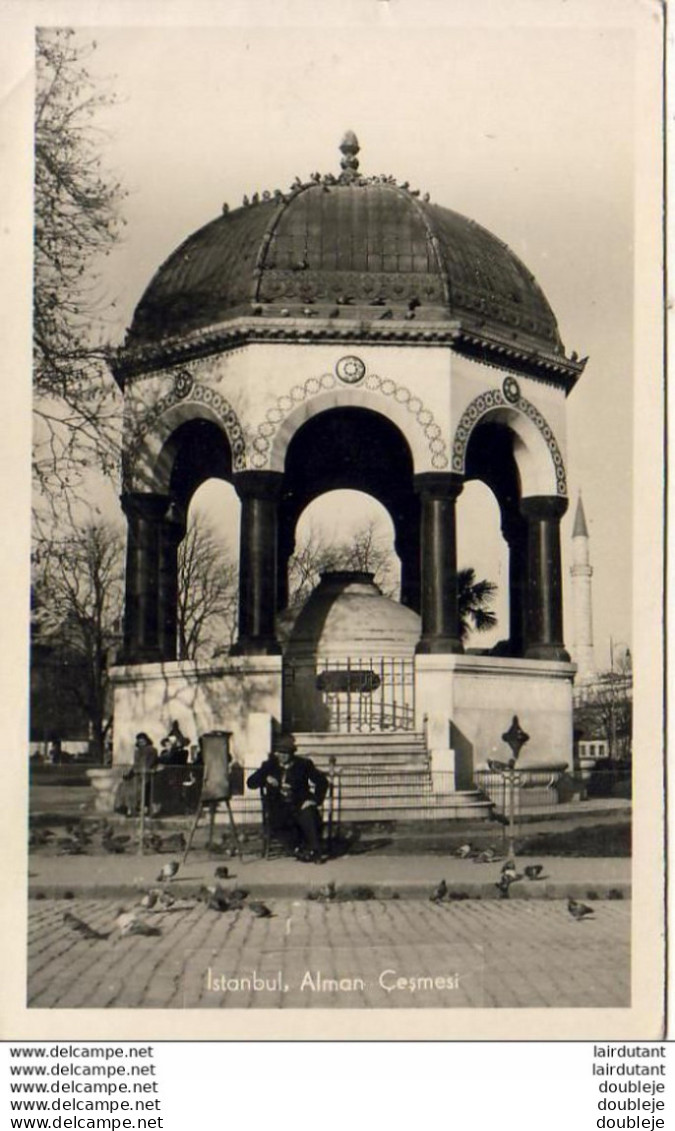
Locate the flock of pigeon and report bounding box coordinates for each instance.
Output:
[232,170,432,213]
[61,858,274,943]
[30,822,190,857]
[427,842,596,922]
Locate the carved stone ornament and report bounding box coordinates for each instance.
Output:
[173,369,194,399]
[502,375,520,404]
[336,355,366,384]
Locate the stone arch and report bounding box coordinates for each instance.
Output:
[249,371,449,473]
[124,394,246,494]
[275,405,421,613]
[451,387,567,497]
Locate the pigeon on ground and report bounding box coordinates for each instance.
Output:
[524,864,544,880]
[431,880,448,903]
[249,901,273,918]
[208,895,231,913]
[156,890,176,910]
[116,910,161,938]
[57,839,86,855]
[567,898,595,921]
[159,833,187,854]
[454,844,473,859]
[102,830,131,854]
[157,861,180,883]
[501,860,522,883]
[495,876,511,899]
[214,866,229,880]
[474,848,500,864]
[199,886,230,913]
[66,824,91,844]
[138,889,160,910]
[63,911,109,940]
[228,888,248,903]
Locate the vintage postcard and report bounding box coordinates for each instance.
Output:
[0,0,666,1040]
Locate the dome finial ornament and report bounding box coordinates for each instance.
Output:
[339,130,360,182]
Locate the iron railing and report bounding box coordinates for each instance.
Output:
[314,655,415,732]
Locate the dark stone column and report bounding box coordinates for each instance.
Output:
[158,501,186,661]
[398,539,421,614]
[121,493,171,664]
[394,503,421,613]
[231,472,284,655]
[520,495,570,661]
[494,510,528,658]
[414,473,464,654]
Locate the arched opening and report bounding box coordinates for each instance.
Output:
[463,419,525,657]
[280,491,417,735]
[456,481,507,653]
[279,407,419,611]
[286,488,400,607]
[178,479,241,661]
[121,419,235,664]
[166,419,233,509]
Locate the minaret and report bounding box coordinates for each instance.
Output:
[570,493,596,684]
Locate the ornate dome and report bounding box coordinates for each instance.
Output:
[118,134,585,388]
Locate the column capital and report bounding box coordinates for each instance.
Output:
[413,472,464,500]
[520,495,568,522]
[232,470,285,501]
[121,491,173,523]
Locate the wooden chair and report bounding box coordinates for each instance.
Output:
[259,773,339,859]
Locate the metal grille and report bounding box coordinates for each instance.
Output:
[315,655,415,733]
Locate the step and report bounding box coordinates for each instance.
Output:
[336,802,493,822]
[313,755,430,770]
[294,732,426,747]
[327,769,432,783]
[334,790,491,806]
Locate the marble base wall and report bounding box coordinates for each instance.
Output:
[415,653,576,789]
[109,657,283,766]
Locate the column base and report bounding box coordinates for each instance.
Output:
[122,646,165,665]
[230,637,282,657]
[415,636,464,655]
[525,644,571,662]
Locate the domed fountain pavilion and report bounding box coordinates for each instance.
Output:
[109,133,586,818]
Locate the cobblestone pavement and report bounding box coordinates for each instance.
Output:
[28,897,630,1009]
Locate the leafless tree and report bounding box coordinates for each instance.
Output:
[286,523,497,642]
[33,28,126,509]
[287,519,399,609]
[177,517,238,660]
[575,650,633,760]
[32,519,124,757]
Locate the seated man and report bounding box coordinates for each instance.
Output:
[247,734,329,862]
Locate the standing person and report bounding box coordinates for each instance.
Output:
[247,734,329,862]
[115,732,159,816]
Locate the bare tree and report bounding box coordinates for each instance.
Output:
[32,519,124,758]
[177,517,238,660]
[33,28,126,507]
[286,524,497,642]
[575,650,633,760]
[287,519,399,609]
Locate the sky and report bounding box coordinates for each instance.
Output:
[30,4,646,667]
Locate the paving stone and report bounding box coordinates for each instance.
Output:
[27,897,630,1010]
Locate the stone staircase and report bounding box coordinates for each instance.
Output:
[292,732,493,822]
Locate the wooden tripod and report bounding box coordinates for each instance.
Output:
[182,791,243,865]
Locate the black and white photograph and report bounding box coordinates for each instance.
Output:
[1,0,664,1036]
